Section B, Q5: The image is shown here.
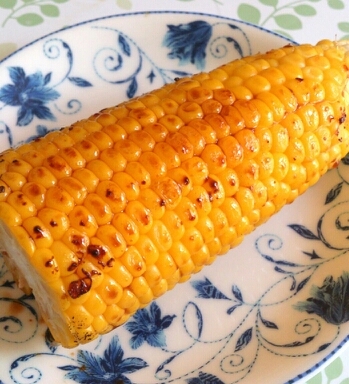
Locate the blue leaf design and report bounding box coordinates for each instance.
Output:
[58,365,79,371]
[296,276,311,292]
[262,252,299,267]
[68,77,92,87]
[325,181,343,204]
[225,36,243,56]
[171,69,192,77]
[227,303,242,315]
[260,313,278,329]
[161,314,176,329]
[288,224,319,240]
[303,250,322,260]
[235,327,253,352]
[191,277,229,300]
[147,70,156,83]
[118,34,131,56]
[8,66,25,85]
[282,336,315,347]
[275,266,289,274]
[63,41,73,65]
[317,343,330,352]
[127,77,137,99]
[232,285,243,302]
[44,72,52,85]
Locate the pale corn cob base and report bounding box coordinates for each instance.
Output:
[0,40,349,348]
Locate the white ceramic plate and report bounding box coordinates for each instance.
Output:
[0,11,348,384]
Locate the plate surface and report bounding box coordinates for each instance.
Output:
[0,11,348,384]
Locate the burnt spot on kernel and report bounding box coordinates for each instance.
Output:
[68,277,92,299]
[33,225,44,238]
[45,257,55,268]
[87,244,107,259]
[339,113,346,125]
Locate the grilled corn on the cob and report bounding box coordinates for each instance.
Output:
[0,40,349,348]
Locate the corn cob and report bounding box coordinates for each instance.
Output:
[0,40,348,348]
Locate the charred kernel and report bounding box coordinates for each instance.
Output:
[45,257,55,268]
[68,262,79,272]
[33,225,44,237]
[87,244,107,259]
[68,277,92,299]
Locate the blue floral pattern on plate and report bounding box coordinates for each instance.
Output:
[1,10,346,384]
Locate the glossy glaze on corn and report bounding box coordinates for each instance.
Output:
[0,40,349,348]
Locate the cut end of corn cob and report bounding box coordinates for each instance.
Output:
[0,40,349,348]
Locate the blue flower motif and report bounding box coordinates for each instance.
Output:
[60,335,148,384]
[125,302,176,349]
[163,20,212,70]
[295,272,349,325]
[0,67,60,126]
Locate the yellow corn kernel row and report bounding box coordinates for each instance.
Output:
[0,40,348,348]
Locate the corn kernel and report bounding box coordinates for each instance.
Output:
[96,224,127,258]
[1,171,26,191]
[181,227,204,254]
[234,187,255,216]
[72,168,99,193]
[31,248,59,281]
[125,200,153,234]
[86,159,113,181]
[217,168,239,197]
[96,275,123,305]
[148,219,173,252]
[45,186,74,215]
[38,207,69,240]
[69,206,98,238]
[111,212,139,246]
[50,240,79,276]
[22,216,53,248]
[99,148,127,173]
[7,191,37,220]
[83,193,113,225]
[10,225,35,256]
[74,140,99,162]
